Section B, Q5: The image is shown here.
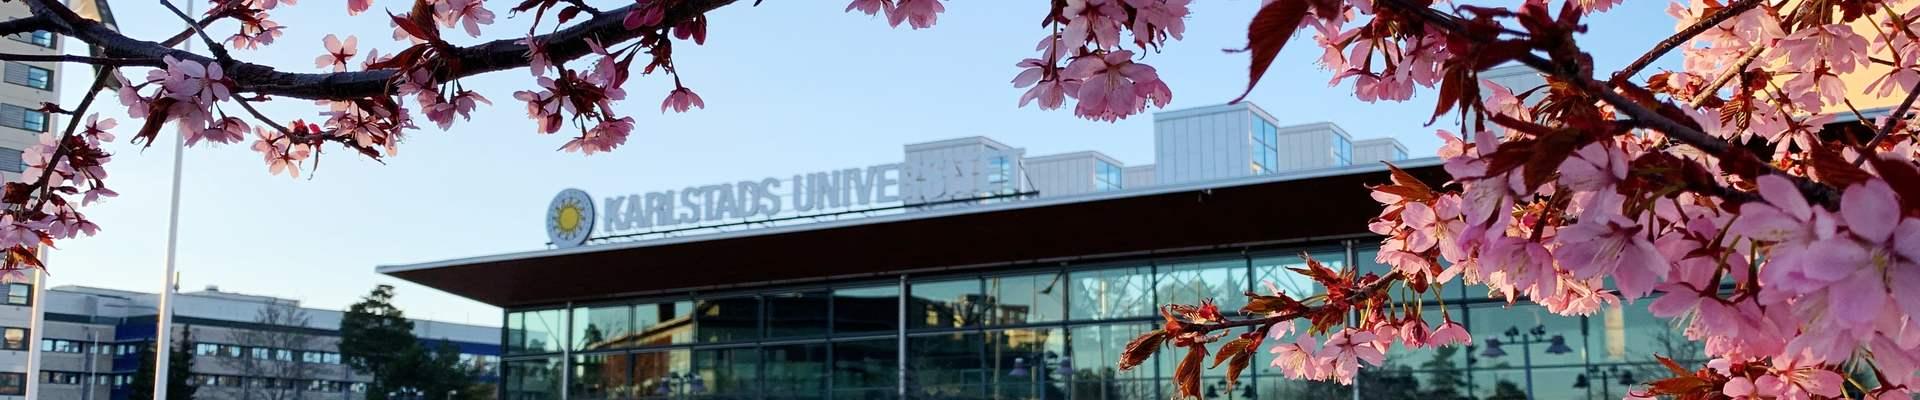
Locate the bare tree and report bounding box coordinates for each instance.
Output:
[221,300,320,400]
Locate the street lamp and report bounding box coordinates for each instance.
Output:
[1573,365,1636,399]
[1202,378,1255,399]
[1479,325,1573,400]
[1008,351,1072,400]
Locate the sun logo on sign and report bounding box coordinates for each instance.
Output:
[546,189,595,248]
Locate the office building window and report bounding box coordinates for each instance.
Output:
[986,155,1014,196]
[4,63,51,90]
[7,31,54,48]
[5,283,28,306]
[1253,120,1279,173]
[41,371,82,385]
[0,104,48,132]
[1,327,26,351]
[1095,161,1122,191]
[0,372,21,395]
[0,147,21,173]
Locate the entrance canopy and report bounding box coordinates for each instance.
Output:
[377,160,1446,308]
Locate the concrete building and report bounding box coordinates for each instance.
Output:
[900,137,1026,206]
[0,0,59,183]
[1021,151,1125,197]
[0,284,499,400]
[1351,138,1409,166]
[1152,103,1360,186]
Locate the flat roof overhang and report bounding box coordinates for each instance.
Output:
[379,159,1449,308]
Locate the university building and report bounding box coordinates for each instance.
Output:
[383,97,1698,400]
[0,284,501,400]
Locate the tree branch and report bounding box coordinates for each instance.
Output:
[32,0,740,100]
[1180,272,1402,335]
[1861,79,1920,157]
[1688,45,1765,107]
[0,15,55,37]
[0,52,162,67]
[1611,0,1764,85]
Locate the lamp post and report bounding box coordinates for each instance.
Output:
[1202,378,1256,399]
[1572,365,1635,399]
[1007,351,1072,400]
[1479,325,1574,399]
[654,372,705,397]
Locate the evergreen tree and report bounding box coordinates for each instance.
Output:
[129,327,198,400]
[340,285,418,398]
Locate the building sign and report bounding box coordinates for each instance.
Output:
[546,188,596,248]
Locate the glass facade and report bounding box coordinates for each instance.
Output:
[1252,120,1279,174]
[1094,161,1122,192]
[504,240,1695,400]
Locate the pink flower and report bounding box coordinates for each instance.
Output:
[1126,0,1189,48]
[1062,0,1124,50]
[192,117,248,147]
[886,0,942,29]
[82,115,115,143]
[1267,333,1326,380]
[1062,50,1169,122]
[623,2,665,29]
[315,34,358,72]
[845,0,890,16]
[1723,375,1782,400]
[161,56,231,105]
[1556,194,1669,300]
[1397,320,1430,348]
[1772,24,1871,75]
[519,34,551,77]
[661,87,705,113]
[1558,142,1627,192]
[347,0,371,15]
[1427,321,1470,348]
[435,0,494,37]
[1318,329,1385,384]
[1013,58,1076,110]
[561,117,634,155]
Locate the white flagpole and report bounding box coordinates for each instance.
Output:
[24,259,45,398]
[154,1,193,395]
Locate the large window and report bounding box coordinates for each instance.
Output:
[572,304,632,351]
[633,349,692,397]
[2,327,27,351]
[909,333,984,398]
[832,339,898,399]
[1095,160,1123,192]
[4,62,51,90]
[1334,134,1353,166]
[507,309,565,355]
[1069,265,1153,321]
[0,147,22,173]
[5,283,28,306]
[987,328,1066,400]
[0,372,21,395]
[569,353,632,399]
[505,357,562,400]
[694,347,759,398]
[696,296,759,343]
[909,278,983,330]
[986,155,1014,196]
[985,272,1064,325]
[0,103,48,132]
[834,285,899,335]
[636,300,694,345]
[764,291,829,338]
[1068,323,1158,400]
[1253,119,1280,173]
[1155,258,1250,313]
[762,342,827,400]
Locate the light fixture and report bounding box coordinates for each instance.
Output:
[1571,373,1590,389]
[1618,371,1635,385]
[1008,357,1030,377]
[689,374,706,393]
[1545,335,1574,355]
[1481,338,1507,358]
[1055,356,1074,375]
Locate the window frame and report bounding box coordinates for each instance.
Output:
[1,327,28,351]
[5,283,28,306]
[8,31,54,49]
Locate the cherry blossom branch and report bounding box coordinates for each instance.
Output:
[160,12,234,49]
[1861,79,1920,155]
[158,0,234,64]
[1688,45,1765,107]
[1611,0,1765,85]
[1176,272,1403,335]
[0,52,163,67]
[28,71,112,211]
[21,0,738,100]
[0,15,55,38]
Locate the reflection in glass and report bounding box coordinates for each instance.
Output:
[1068,266,1154,321]
[833,338,900,399]
[632,349,692,399]
[909,333,985,399]
[694,347,759,399]
[698,296,760,343]
[910,279,984,330]
[1252,250,1345,298]
[988,328,1066,400]
[835,285,900,334]
[508,309,566,354]
[631,301,694,346]
[986,273,1065,325]
[573,304,632,351]
[569,353,633,399]
[1068,324,1157,400]
[763,342,827,400]
[505,357,563,400]
[1155,258,1249,313]
[1467,303,1586,368]
[765,291,830,338]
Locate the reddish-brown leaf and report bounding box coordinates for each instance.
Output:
[1521,129,1584,190]
[1807,143,1871,188]
[1230,0,1311,104]
[1867,154,1920,216]
[557,5,583,23]
[1241,293,1305,315]
[1210,337,1255,368]
[1117,330,1167,371]
[1647,376,1708,395]
[1174,346,1207,399]
[1378,162,1436,201]
[1223,349,1254,394]
[1656,355,1691,376]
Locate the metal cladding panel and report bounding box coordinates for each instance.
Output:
[1122,165,1155,188]
[1156,107,1261,185]
[1024,156,1094,197]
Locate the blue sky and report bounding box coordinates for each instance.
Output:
[50,0,1680,325]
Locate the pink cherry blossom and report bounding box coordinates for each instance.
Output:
[1427,321,1470,348]
[1317,329,1385,384]
[435,0,494,37]
[844,0,890,16]
[1267,333,1326,380]
[561,117,634,155]
[1013,58,1077,110]
[1558,142,1628,192]
[315,34,359,72]
[1062,0,1125,50]
[886,0,942,29]
[347,0,371,15]
[1061,50,1170,122]
[661,87,705,113]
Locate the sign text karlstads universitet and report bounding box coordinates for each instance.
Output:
[599,164,902,231]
